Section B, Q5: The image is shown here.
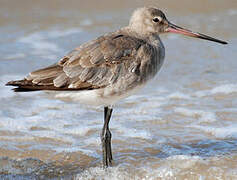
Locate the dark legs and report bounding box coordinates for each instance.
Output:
[101,106,113,168]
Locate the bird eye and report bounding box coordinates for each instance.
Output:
[152,17,160,23]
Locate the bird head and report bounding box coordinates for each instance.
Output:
[129,7,227,44]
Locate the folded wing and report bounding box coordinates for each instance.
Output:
[6,32,153,92]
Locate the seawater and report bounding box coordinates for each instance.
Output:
[0,1,237,179]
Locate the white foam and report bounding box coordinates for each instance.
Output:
[115,125,152,140]
[210,84,237,94]
[75,155,203,180]
[191,125,237,138]
[151,167,175,179]
[7,116,38,131]
[55,146,97,157]
[84,137,100,146]
[146,155,203,179]
[47,28,81,38]
[59,126,91,136]
[195,84,237,97]
[167,154,201,160]
[18,33,60,53]
[175,107,217,123]
[17,28,82,57]
[76,166,138,180]
[167,92,191,99]
[167,155,202,168]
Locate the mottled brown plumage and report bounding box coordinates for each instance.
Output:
[6,29,162,93]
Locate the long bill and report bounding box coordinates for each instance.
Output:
[165,22,228,45]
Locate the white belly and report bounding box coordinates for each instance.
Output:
[55,84,145,107]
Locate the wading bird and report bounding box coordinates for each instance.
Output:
[6,7,227,167]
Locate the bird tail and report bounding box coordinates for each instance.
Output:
[6,63,62,92]
[6,79,43,92]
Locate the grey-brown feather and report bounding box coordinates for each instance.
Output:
[6,28,162,93]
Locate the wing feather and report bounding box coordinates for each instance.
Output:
[8,31,155,92]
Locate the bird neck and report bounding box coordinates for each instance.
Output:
[123,26,162,49]
[123,26,161,43]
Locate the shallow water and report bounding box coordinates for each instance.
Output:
[0,0,237,179]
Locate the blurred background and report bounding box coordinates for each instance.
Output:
[0,0,237,179]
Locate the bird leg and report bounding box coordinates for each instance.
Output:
[101,106,113,168]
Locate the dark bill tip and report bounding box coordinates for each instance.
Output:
[194,32,228,45]
[166,23,228,45]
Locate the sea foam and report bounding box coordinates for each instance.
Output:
[195,84,237,97]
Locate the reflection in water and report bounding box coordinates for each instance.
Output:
[0,0,237,179]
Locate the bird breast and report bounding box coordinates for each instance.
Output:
[102,36,165,100]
